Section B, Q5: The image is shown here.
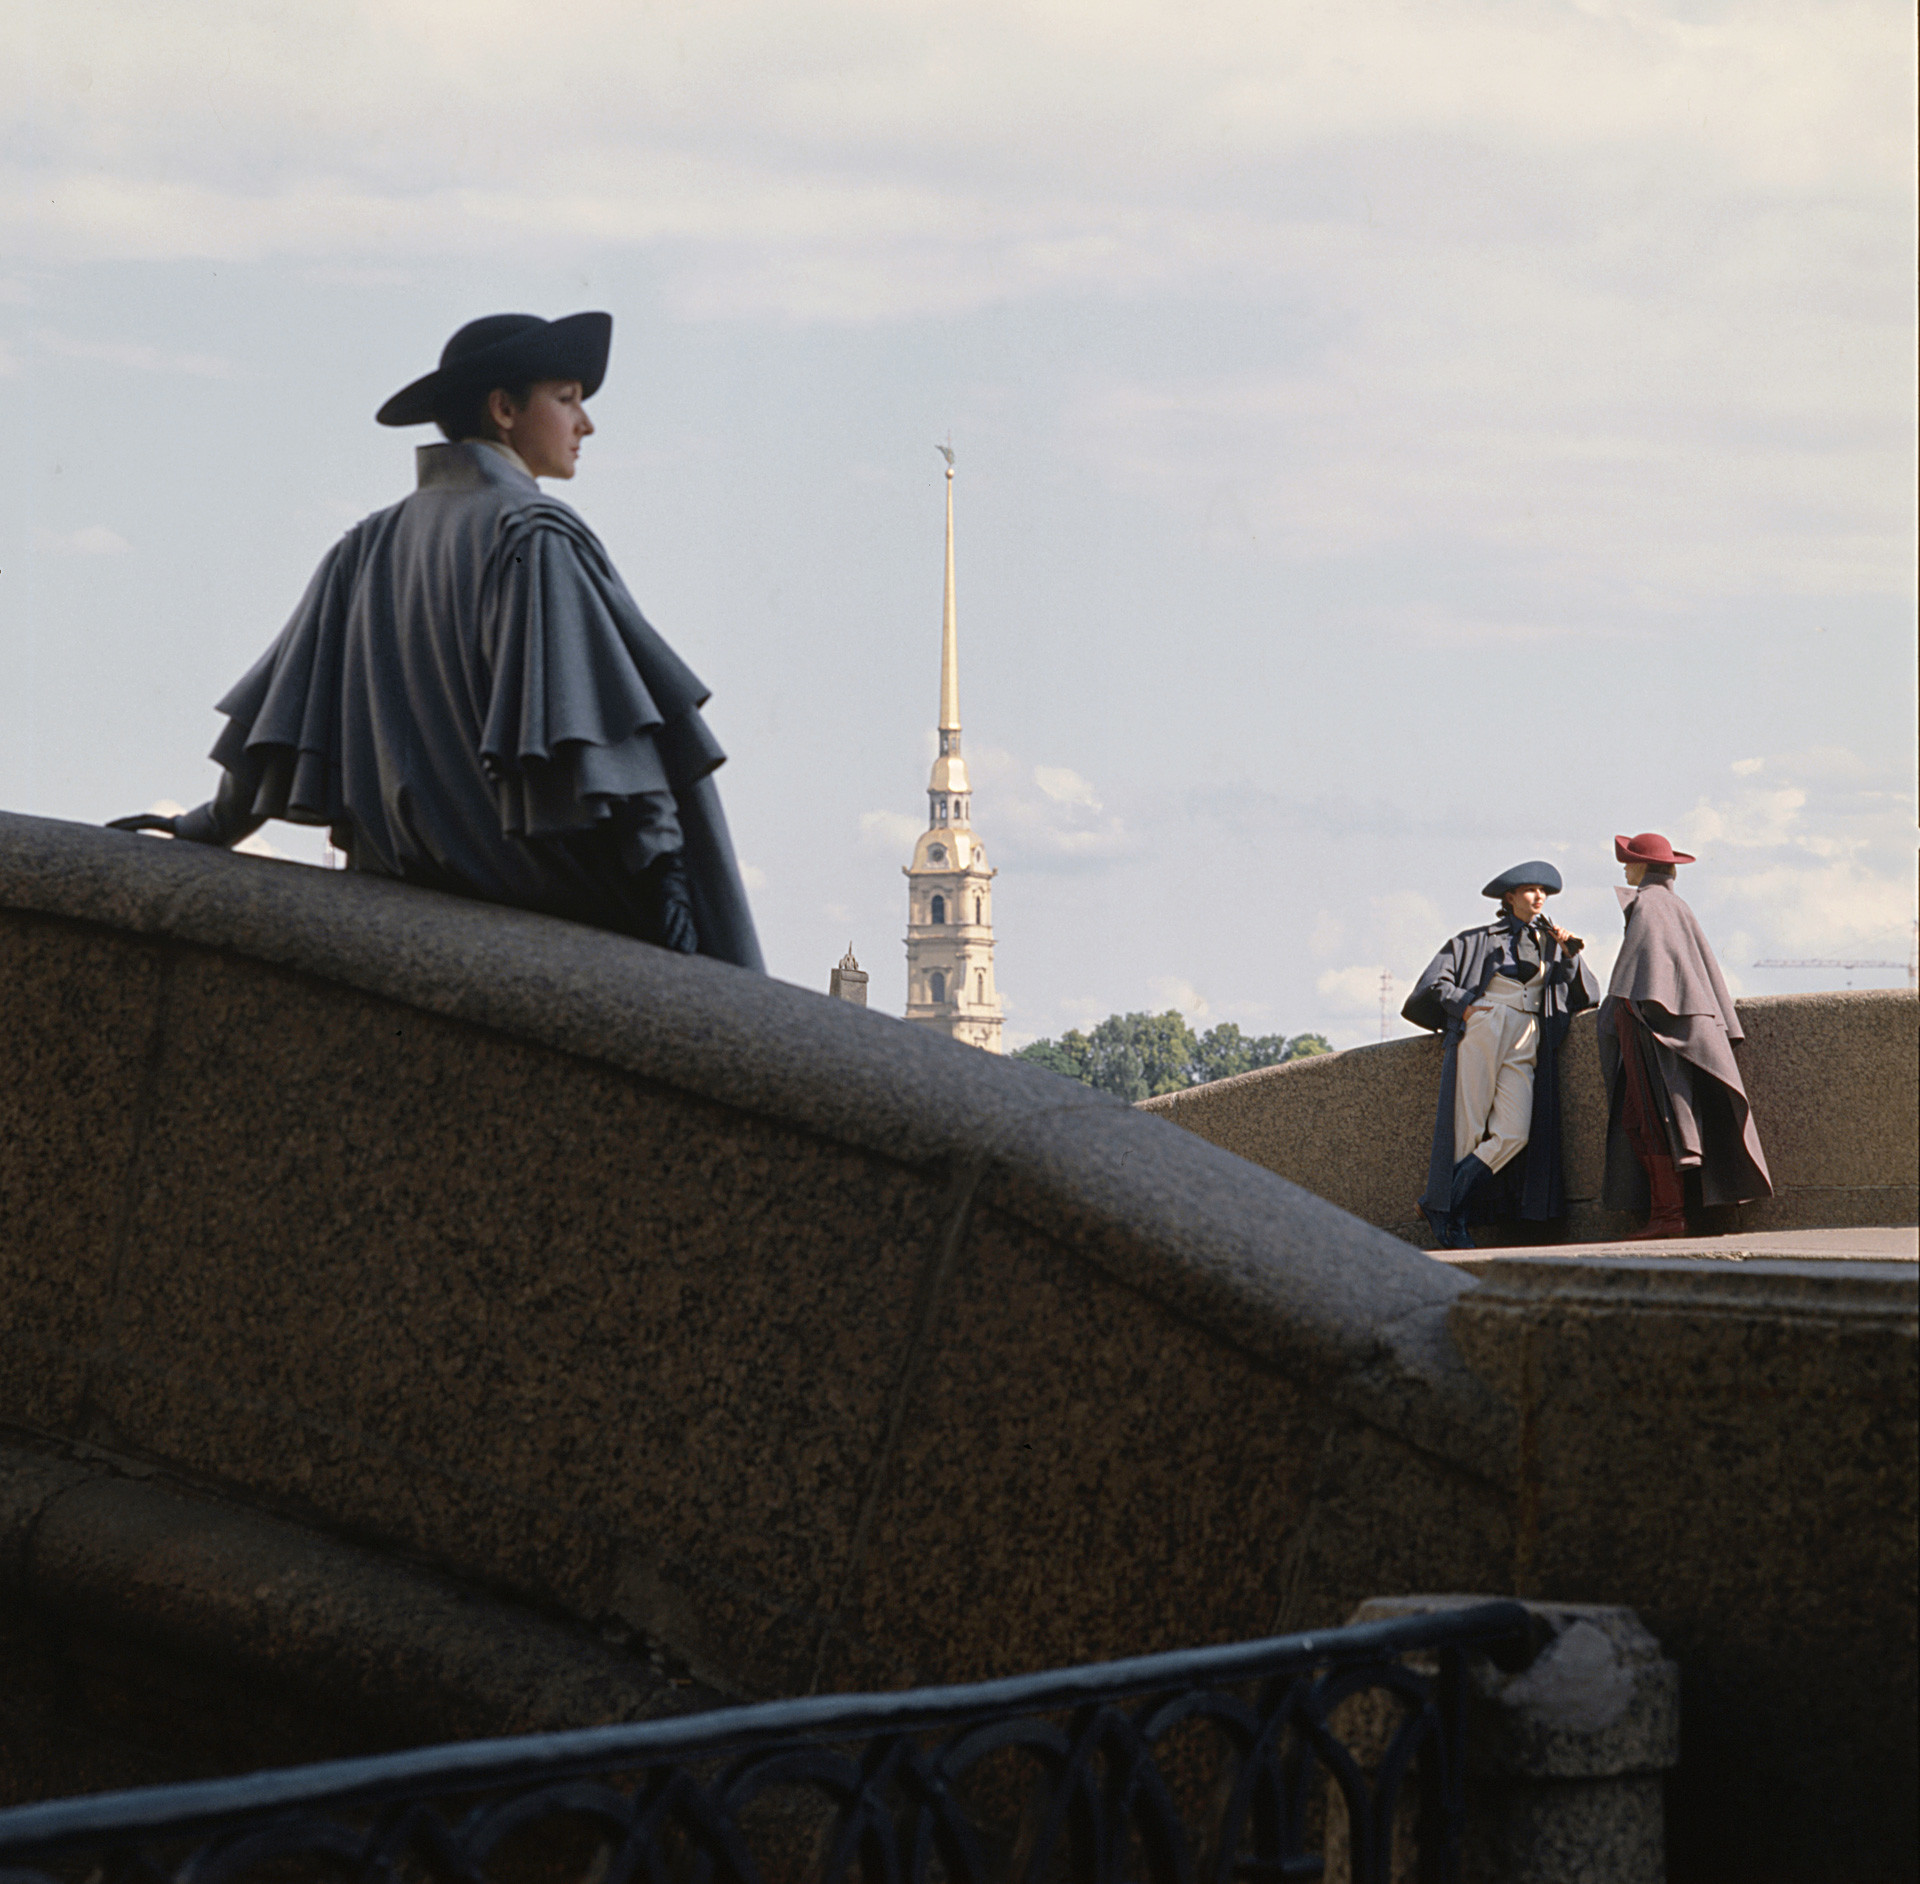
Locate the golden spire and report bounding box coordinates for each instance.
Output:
[928,444,970,807]
[939,448,960,733]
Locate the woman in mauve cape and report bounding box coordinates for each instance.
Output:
[1598,832,1770,1237]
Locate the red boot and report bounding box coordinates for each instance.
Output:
[1629,1153,1688,1239]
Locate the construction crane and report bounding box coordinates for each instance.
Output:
[1753,921,1916,989]
[1379,968,1395,1041]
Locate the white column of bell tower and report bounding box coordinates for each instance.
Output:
[903,451,1003,1053]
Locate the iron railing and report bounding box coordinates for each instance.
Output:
[0,1600,1529,1884]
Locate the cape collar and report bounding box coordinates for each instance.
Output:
[414,439,540,493]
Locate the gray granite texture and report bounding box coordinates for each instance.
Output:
[0,1437,707,1803]
[1452,1258,1918,1883]
[1328,1597,1675,1884]
[1144,988,1919,1247]
[1,811,1914,1880]
[0,813,1504,1739]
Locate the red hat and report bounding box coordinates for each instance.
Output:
[1614,831,1695,865]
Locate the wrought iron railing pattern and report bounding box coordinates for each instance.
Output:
[0,1600,1529,1884]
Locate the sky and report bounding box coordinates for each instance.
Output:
[4,0,1914,1047]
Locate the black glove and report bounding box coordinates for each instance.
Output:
[106,814,177,835]
[648,851,700,955]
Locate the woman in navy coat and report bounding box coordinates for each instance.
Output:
[1403,861,1599,1248]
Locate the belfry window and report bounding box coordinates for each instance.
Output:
[930,970,947,1004]
[975,971,985,1001]
[931,894,946,925]
[973,896,983,924]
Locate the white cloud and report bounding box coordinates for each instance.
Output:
[1715,859,1916,959]
[1147,975,1209,1021]
[1072,270,1913,597]
[1361,890,1449,974]
[1377,605,1597,650]
[34,523,130,554]
[1308,890,1456,1033]
[5,2,1909,604]
[1731,757,1765,776]
[739,862,767,890]
[6,4,1909,294]
[966,747,1128,868]
[1034,765,1101,809]
[1686,785,1810,850]
[33,327,238,377]
[1317,963,1395,1017]
[858,808,922,852]
[1662,745,1916,967]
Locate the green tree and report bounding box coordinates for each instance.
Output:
[1014,1032,1090,1082]
[1082,1010,1198,1101]
[1018,1014,1335,1096]
[1192,1022,1253,1083]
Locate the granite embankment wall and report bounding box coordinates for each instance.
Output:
[1143,989,1918,1245]
[0,811,1912,1882]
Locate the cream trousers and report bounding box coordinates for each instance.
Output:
[1455,974,1540,1176]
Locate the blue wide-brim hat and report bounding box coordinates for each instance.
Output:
[1482,860,1563,898]
[376,311,612,427]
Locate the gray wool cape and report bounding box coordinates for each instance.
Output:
[1403,921,1600,1224]
[174,443,764,972]
[1596,880,1769,1208]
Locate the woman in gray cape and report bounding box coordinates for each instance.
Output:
[110,311,763,973]
[1403,861,1600,1249]
[1599,832,1769,1236]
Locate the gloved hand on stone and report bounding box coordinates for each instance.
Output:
[649,851,700,955]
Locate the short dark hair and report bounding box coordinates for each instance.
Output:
[433,378,533,444]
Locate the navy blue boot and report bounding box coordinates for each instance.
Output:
[1436,1153,1490,1249]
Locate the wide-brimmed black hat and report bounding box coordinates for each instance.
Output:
[1482,859,1563,898]
[375,311,612,427]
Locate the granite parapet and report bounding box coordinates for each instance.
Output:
[2,811,1914,1877]
[1145,989,1918,1246]
[1449,1256,1918,1881]
[0,811,1506,1749]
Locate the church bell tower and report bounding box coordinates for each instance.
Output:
[904,451,1003,1052]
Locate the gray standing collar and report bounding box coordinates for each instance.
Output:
[414,440,539,493]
